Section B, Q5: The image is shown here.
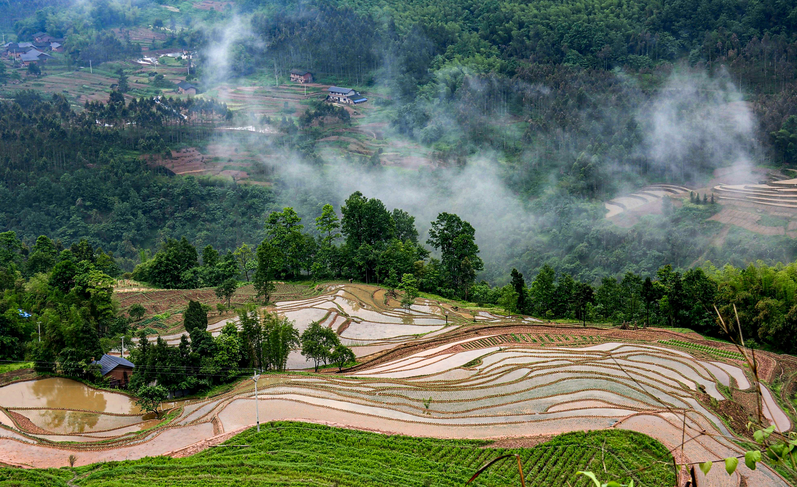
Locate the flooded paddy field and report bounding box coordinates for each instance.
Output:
[0,284,794,486]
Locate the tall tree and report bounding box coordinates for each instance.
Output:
[215,278,237,308]
[315,204,341,247]
[392,208,419,243]
[234,243,256,282]
[574,282,594,326]
[262,312,299,371]
[641,277,657,328]
[253,240,278,304]
[427,213,483,298]
[530,264,556,317]
[239,307,263,369]
[510,268,527,314]
[300,321,340,372]
[265,207,307,278]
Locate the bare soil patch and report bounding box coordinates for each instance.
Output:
[112,27,167,47]
[485,435,555,448]
[6,411,51,435]
[698,391,755,441]
[144,145,261,182]
[0,369,36,387]
[193,0,234,11]
[709,208,786,236]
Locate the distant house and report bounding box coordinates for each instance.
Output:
[19,49,51,65]
[290,69,313,84]
[92,354,135,388]
[176,81,198,95]
[6,43,28,58]
[326,86,367,105]
[50,42,64,53]
[32,32,47,42]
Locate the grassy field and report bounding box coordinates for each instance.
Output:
[0,422,676,487]
[0,362,33,374]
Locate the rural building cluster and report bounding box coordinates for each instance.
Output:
[288,68,368,104]
[2,32,63,66]
[326,86,367,104]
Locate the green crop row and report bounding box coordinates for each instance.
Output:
[10,422,675,487]
[657,340,745,360]
[461,334,602,350]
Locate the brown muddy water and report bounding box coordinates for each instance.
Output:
[0,378,140,414]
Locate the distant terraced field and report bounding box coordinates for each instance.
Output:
[605,184,690,219]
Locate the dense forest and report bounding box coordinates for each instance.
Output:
[1,92,796,283]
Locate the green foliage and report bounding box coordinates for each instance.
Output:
[253,240,278,304]
[300,321,340,372]
[128,303,146,321]
[215,277,238,308]
[657,340,744,360]
[265,207,311,278]
[48,423,673,486]
[233,243,257,282]
[330,344,355,371]
[725,456,739,475]
[183,300,208,337]
[135,384,169,418]
[400,273,419,308]
[262,312,299,371]
[427,212,483,298]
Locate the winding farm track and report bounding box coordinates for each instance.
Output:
[0,284,793,486]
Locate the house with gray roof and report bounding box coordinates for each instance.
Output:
[20,49,51,65]
[326,86,367,105]
[92,354,135,388]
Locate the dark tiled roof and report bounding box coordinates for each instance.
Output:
[177,81,196,90]
[20,50,47,62]
[92,354,135,376]
[328,86,355,95]
[290,69,311,75]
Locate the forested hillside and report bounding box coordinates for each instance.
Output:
[1,0,797,284]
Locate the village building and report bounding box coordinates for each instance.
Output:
[20,49,51,65]
[92,354,135,388]
[37,35,59,44]
[176,81,198,95]
[7,45,28,58]
[290,69,313,84]
[326,86,367,105]
[50,42,64,53]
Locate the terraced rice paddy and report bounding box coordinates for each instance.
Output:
[714,178,797,209]
[605,184,689,218]
[0,284,794,486]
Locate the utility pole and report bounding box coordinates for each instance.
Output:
[252,371,261,432]
[121,336,125,358]
[89,59,92,74]
[37,322,41,342]
[273,61,278,87]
